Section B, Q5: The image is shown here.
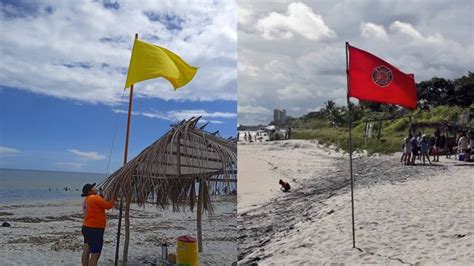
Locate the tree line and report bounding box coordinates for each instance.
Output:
[298,72,473,128]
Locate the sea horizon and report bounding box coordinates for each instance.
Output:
[0,168,236,203]
[0,167,108,176]
[0,168,108,203]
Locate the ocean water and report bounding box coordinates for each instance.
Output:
[0,168,106,203]
[0,169,237,204]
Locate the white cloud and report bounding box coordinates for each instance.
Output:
[238,105,272,125]
[238,60,259,78]
[113,108,236,123]
[277,84,313,101]
[56,162,85,171]
[390,21,424,39]
[390,21,444,44]
[263,60,292,82]
[256,2,335,40]
[111,109,139,115]
[238,5,254,27]
[307,107,321,113]
[68,149,105,160]
[238,105,271,115]
[360,22,388,41]
[168,110,237,120]
[0,0,236,104]
[0,146,20,157]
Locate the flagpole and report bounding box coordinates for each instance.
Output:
[115,33,138,266]
[346,41,356,248]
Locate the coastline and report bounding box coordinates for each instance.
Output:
[238,140,343,214]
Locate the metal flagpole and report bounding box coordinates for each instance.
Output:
[345,41,356,248]
[115,33,138,266]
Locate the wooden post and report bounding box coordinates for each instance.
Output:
[122,191,132,266]
[115,33,138,266]
[377,121,382,140]
[197,177,204,252]
[177,133,181,175]
[115,80,134,266]
[445,132,448,158]
[364,121,368,141]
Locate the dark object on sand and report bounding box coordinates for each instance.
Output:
[279,179,291,192]
[2,221,11,227]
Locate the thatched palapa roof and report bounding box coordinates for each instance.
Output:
[100,116,237,213]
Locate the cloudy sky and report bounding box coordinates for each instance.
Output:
[0,0,236,172]
[238,0,473,125]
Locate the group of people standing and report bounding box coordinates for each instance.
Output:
[237,127,292,143]
[239,131,260,142]
[401,132,433,165]
[457,131,474,161]
[401,130,474,165]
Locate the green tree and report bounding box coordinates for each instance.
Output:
[416,73,473,109]
[453,72,474,107]
[321,100,343,127]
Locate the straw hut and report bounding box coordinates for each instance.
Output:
[100,116,237,264]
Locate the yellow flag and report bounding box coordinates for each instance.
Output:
[125,39,198,90]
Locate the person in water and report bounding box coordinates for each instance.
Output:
[81,183,116,266]
[279,179,291,192]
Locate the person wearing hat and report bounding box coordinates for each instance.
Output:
[81,183,116,266]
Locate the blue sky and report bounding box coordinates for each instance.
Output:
[0,0,237,173]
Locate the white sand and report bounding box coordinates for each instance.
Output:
[263,166,473,265]
[238,140,342,213]
[0,196,237,265]
[238,140,474,264]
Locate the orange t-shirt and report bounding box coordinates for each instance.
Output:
[82,195,115,229]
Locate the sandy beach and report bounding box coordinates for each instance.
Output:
[238,140,342,213]
[0,196,237,265]
[238,140,473,264]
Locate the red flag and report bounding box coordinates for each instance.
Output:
[348,44,417,109]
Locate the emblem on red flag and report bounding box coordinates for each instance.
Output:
[372,66,393,87]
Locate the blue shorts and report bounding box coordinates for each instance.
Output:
[82,226,105,253]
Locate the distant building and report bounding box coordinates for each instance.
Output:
[273,109,287,123]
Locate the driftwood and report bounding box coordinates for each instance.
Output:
[100,117,236,263]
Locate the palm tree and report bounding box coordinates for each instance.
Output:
[322,100,342,127]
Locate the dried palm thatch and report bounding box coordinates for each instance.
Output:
[100,116,237,213]
[99,116,236,263]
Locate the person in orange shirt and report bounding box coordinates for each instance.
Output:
[81,183,116,266]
